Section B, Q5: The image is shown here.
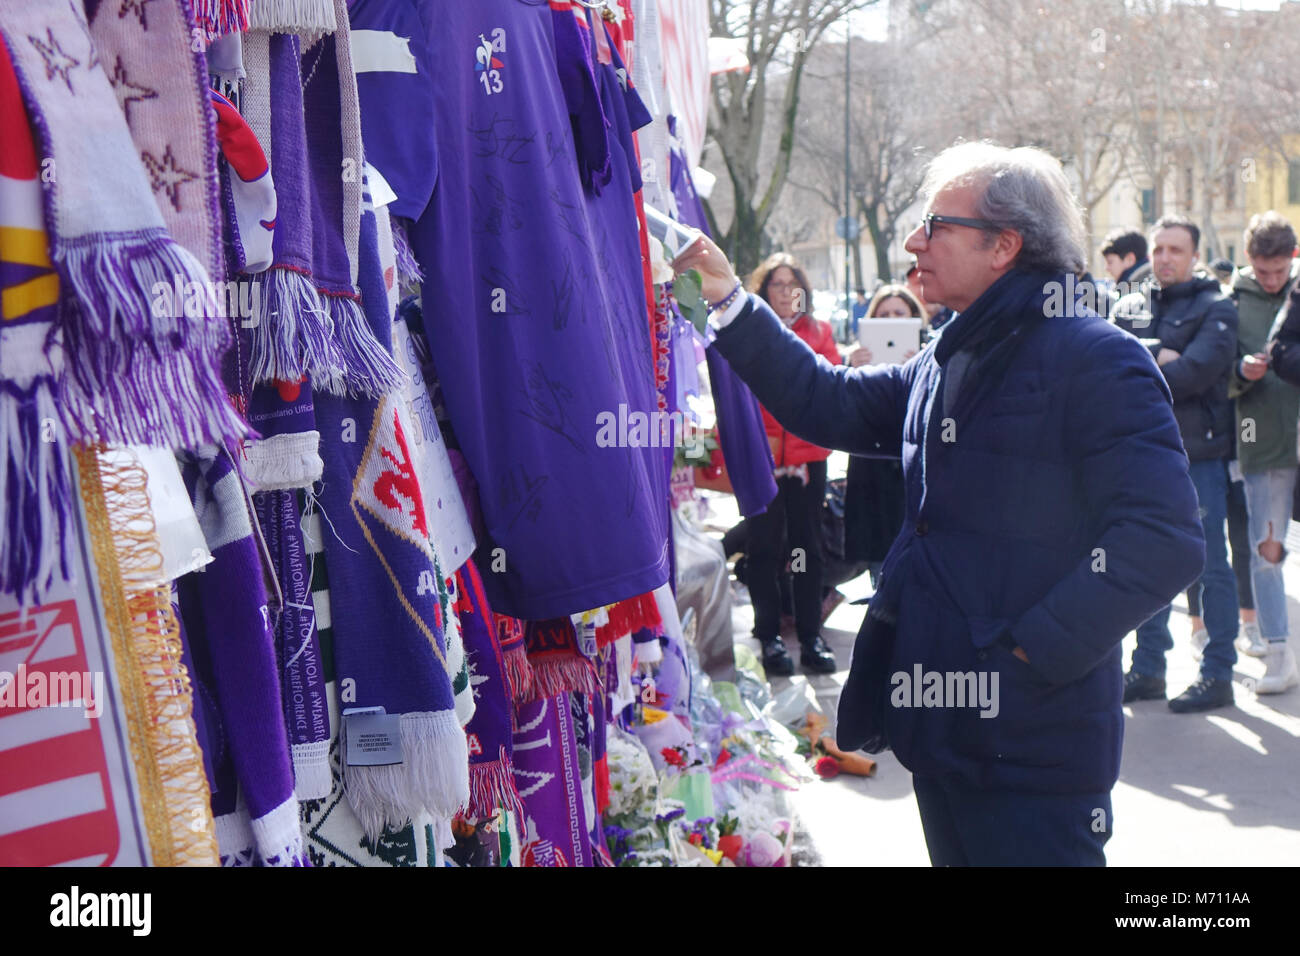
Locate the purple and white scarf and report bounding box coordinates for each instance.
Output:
[0,1,247,454]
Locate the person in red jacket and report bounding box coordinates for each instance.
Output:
[743,253,841,675]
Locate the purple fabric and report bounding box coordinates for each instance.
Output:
[313,273,454,720]
[300,43,404,395]
[247,376,318,439]
[512,693,593,867]
[456,559,524,820]
[551,4,610,193]
[253,489,330,755]
[366,0,669,619]
[705,348,778,516]
[269,33,313,274]
[665,118,777,517]
[301,34,353,297]
[245,31,338,398]
[349,0,437,222]
[177,449,296,825]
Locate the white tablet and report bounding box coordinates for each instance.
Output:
[857,318,923,365]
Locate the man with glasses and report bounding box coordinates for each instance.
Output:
[674,142,1203,865]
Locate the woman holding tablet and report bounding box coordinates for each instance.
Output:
[843,285,925,589]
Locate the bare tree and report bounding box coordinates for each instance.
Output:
[706,0,880,276]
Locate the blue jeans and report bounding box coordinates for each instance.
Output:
[1242,467,1296,644]
[1132,458,1238,681]
[913,775,1111,866]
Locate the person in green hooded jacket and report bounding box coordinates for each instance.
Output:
[1230,211,1300,694]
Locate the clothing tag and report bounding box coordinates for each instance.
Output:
[343,706,405,766]
[364,162,398,209]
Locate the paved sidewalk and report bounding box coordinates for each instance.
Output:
[704,482,1300,867]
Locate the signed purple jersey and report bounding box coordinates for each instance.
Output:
[350,0,669,619]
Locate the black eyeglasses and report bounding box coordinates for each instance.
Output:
[920,213,1004,240]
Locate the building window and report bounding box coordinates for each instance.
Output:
[1290,160,1300,206]
[1227,244,1235,265]
[1225,167,1236,209]
[1141,188,1156,224]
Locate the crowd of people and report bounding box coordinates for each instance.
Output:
[674,140,1300,865]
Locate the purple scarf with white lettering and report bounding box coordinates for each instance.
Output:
[254,488,331,800]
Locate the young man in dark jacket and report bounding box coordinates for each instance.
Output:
[675,143,1203,866]
[1112,217,1240,712]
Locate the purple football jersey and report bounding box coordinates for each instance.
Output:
[351,0,669,619]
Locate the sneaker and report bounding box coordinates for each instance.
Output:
[1190,627,1208,661]
[1122,670,1166,703]
[1235,621,1267,658]
[799,635,837,674]
[1256,642,1299,695]
[1168,677,1234,713]
[759,636,795,677]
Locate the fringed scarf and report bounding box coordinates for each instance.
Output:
[0,37,71,603]
[299,0,404,397]
[0,1,246,447]
[523,616,599,702]
[495,610,534,707]
[594,590,663,647]
[195,0,251,44]
[177,445,305,866]
[296,501,442,867]
[312,162,465,838]
[249,0,337,38]
[239,29,333,489]
[455,559,525,822]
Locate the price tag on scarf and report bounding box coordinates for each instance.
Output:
[342,706,405,766]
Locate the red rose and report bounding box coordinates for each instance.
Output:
[661,747,685,768]
[717,834,744,861]
[814,755,840,779]
[715,748,732,768]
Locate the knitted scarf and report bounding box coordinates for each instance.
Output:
[513,693,594,867]
[240,29,334,489]
[0,37,71,603]
[177,445,305,865]
[495,611,534,707]
[253,488,331,800]
[455,559,525,822]
[196,0,251,43]
[524,616,599,702]
[296,507,444,866]
[249,0,337,38]
[299,0,405,398]
[0,2,246,449]
[312,172,466,838]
